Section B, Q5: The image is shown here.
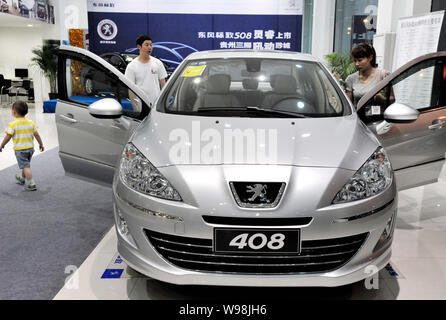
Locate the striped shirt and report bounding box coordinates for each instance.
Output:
[5,118,37,151]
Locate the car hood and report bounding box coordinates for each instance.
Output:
[131,111,379,171]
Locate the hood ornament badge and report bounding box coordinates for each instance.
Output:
[230,182,286,208]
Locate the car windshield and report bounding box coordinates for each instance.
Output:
[161,58,347,118]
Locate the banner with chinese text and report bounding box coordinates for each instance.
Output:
[87,0,303,67]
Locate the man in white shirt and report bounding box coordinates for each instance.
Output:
[125,34,167,107]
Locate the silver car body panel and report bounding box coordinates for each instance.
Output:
[56,100,141,185]
[377,107,446,190]
[113,168,397,286]
[132,111,379,170]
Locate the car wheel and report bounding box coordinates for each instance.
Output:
[85,78,95,96]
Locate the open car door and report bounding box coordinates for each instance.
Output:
[56,45,151,186]
[357,51,446,191]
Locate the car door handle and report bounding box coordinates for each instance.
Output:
[59,114,78,124]
[428,120,446,130]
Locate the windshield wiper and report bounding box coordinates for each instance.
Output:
[196,106,308,118]
[197,107,246,112]
[245,106,308,118]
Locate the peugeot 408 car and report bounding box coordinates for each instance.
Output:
[56,46,446,287]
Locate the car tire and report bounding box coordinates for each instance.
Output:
[85,78,95,96]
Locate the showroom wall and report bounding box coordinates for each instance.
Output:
[0,27,44,80]
[0,0,87,103]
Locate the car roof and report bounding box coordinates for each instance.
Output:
[186,50,319,62]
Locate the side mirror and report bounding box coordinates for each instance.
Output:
[384,103,419,124]
[89,98,122,119]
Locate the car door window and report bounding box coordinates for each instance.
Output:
[359,58,445,124]
[392,60,441,110]
[63,57,148,119]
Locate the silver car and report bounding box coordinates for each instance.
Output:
[56,46,446,287]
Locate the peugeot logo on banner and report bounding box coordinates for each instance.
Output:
[97,19,118,41]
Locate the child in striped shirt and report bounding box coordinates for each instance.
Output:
[0,101,44,191]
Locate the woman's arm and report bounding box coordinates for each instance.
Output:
[346,91,354,103]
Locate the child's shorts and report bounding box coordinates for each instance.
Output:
[15,148,34,169]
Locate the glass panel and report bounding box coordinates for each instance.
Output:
[359,59,442,123]
[391,59,438,110]
[163,58,347,118]
[65,58,143,116]
[334,0,378,54]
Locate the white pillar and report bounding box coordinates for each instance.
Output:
[311,0,336,63]
[374,0,432,70]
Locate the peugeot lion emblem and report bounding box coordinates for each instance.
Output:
[246,184,268,202]
[230,182,285,208]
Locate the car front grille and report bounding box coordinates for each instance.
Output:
[145,230,369,274]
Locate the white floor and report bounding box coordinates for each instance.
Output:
[1,103,446,300]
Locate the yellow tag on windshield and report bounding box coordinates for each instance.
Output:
[182,65,206,77]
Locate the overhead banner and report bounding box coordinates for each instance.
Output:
[87,0,303,67]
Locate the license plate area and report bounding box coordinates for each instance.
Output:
[214,228,301,254]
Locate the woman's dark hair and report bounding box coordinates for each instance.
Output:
[351,43,377,68]
[136,34,152,47]
[12,100,28,116]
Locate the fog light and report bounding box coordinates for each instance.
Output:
[118,211,129,236]
[381,214,395,241]
[373,212,396,253]
[114,204,138,248]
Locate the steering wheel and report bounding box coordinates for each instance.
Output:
[270,97,315,114]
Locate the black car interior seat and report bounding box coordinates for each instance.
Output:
[240,78,263,107]
[200,74,240,108]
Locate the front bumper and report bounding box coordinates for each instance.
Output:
[113,165,397,287]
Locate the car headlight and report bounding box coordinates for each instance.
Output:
[119,143,182,201]
[333,147,393,204]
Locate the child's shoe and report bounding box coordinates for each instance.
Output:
[25,184,37,191]
[15,174,25,185]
